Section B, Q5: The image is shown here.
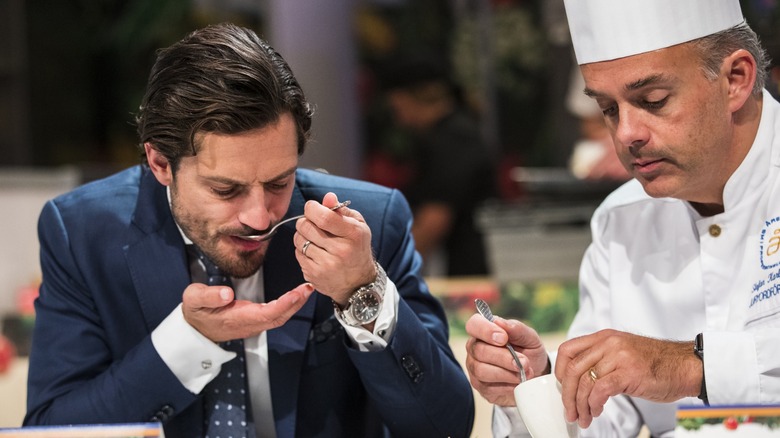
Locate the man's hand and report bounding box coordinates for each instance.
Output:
[554,329,701,428]
[464,313,550,407]
[182,282,314,342]
[293,192,376,305]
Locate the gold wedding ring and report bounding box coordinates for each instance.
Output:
[589,368,598,383]
[302,240,312,256]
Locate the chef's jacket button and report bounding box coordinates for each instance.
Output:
[201,359,212,370]
[709,224,721,237]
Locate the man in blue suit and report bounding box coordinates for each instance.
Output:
[24,23,474,438]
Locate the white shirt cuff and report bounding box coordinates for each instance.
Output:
[336,277,400,352]
[151,303,236,393]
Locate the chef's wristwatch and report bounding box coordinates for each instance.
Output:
[333,262,386,327]
[694,333,709,405]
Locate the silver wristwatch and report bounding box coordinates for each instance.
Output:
[333,262,386,327]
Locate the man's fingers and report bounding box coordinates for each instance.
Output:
[557,336,599,423]
[465,313,509,346]
[466,339,523,383]
[493,317,541,349]
[321,192,363,221]
[321,192,339,208]
[185,283,314,341]
[300,193,365,241]
[182,283,234,309]
[555,333,599,379]
[575,368,596,427]
[556,331,620,426]
[255,283,315,329]
[465,341,520,406]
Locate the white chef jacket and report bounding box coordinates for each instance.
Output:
[496,90,780,438]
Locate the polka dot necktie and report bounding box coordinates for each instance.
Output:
[192,247,256,438]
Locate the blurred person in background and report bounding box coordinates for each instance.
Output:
[24,22,474,438]
[565,65,630,182]
[381,53,496,278]
[464,0,780,436]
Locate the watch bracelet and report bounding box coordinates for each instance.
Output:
[351,261,385,297]
[334,261,386,326]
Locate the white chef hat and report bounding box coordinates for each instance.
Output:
[564,0,745,65]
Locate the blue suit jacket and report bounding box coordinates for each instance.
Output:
[24,166,474,437]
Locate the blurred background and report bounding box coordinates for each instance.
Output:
[1,0,779,434]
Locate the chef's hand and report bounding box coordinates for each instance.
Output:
[182,282,314,342]
[293,192,376,306]
[555,329,702,428]
[465,314,550,406]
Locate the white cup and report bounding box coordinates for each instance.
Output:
[514,374,579,438]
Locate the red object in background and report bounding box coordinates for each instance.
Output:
[362,151,415,190]
[16,283,39,317]
[0,335,16,374]
[723,416,739,430]
[497,152,527,202]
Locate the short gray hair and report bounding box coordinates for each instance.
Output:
[690,21,769,95]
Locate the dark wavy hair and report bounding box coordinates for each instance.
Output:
[135,22,314,171]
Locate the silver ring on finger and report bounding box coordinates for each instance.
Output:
[302,240,312,256]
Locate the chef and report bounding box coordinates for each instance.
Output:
[463,0,780,436]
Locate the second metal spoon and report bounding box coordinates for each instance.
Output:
[475,298,527,382]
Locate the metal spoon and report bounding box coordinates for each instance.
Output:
[243,200,351,241]
[475,298,527,382]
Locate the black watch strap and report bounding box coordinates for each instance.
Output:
[694,333,709,406]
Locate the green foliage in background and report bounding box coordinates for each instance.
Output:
[442,279,578,337]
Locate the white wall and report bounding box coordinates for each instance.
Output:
[0,167,79,317]
[266,0,362,179]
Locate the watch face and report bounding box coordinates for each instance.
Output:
[352,292,381,322]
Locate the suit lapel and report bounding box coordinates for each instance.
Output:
[123,169,203,435]
[124,168,190,331]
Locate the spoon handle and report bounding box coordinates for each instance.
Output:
[278,200,351,231]
[278,200,350,227]
[475,299,527,382]
[245,200,350,241]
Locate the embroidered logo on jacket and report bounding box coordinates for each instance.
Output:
[750,217,780,312]
[760,216,780,269]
